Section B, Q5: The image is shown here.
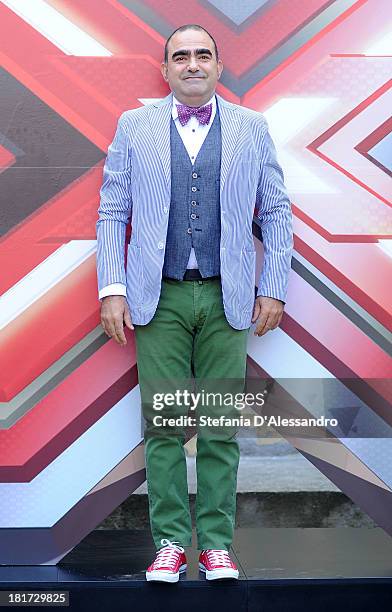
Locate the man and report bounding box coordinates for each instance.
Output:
[96,24,293,583]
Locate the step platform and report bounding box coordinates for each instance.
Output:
[1,528,392,611]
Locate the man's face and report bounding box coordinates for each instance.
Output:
[161,29,223,106]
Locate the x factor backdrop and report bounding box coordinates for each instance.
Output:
[0,0,391,564]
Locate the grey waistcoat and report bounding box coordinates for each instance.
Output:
[162,105,222,279]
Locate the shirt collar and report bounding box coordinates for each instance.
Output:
[172,93,216,120]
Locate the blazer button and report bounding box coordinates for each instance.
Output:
[158,241,164,249]
[187,228,192,234]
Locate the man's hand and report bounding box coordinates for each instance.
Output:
[101,295,134,346]
[251,296,284,337]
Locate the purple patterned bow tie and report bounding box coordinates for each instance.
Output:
[176,102,212,126]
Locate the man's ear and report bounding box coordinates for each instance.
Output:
[161,62,168,82]
[217,59,223,80]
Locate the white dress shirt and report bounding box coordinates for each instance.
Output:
[99,94,217,300]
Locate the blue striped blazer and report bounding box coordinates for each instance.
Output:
[96,92,293,330]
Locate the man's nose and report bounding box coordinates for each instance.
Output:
[188,56,199,70]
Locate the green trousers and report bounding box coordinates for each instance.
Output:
[134,278,249,552]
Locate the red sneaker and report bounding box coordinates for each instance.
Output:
[146,539,187,583]
[199,549,239,580]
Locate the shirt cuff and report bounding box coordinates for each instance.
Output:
[99,283,126,300]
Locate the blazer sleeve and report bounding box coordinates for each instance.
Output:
[96,112,133,294]
[254,118,294,303]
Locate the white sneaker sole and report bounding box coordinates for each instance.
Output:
[146,563,187,583]
[199,562,239,580]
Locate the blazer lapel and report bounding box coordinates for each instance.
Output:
[147,92,173,195]
[216,93,242,194]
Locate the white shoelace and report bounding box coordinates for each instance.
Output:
[204,549,232,566]
[152,538,185,570]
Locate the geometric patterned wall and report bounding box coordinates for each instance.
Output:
[0,0,391,564]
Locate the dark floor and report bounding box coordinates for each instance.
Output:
[1,528,392,611]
